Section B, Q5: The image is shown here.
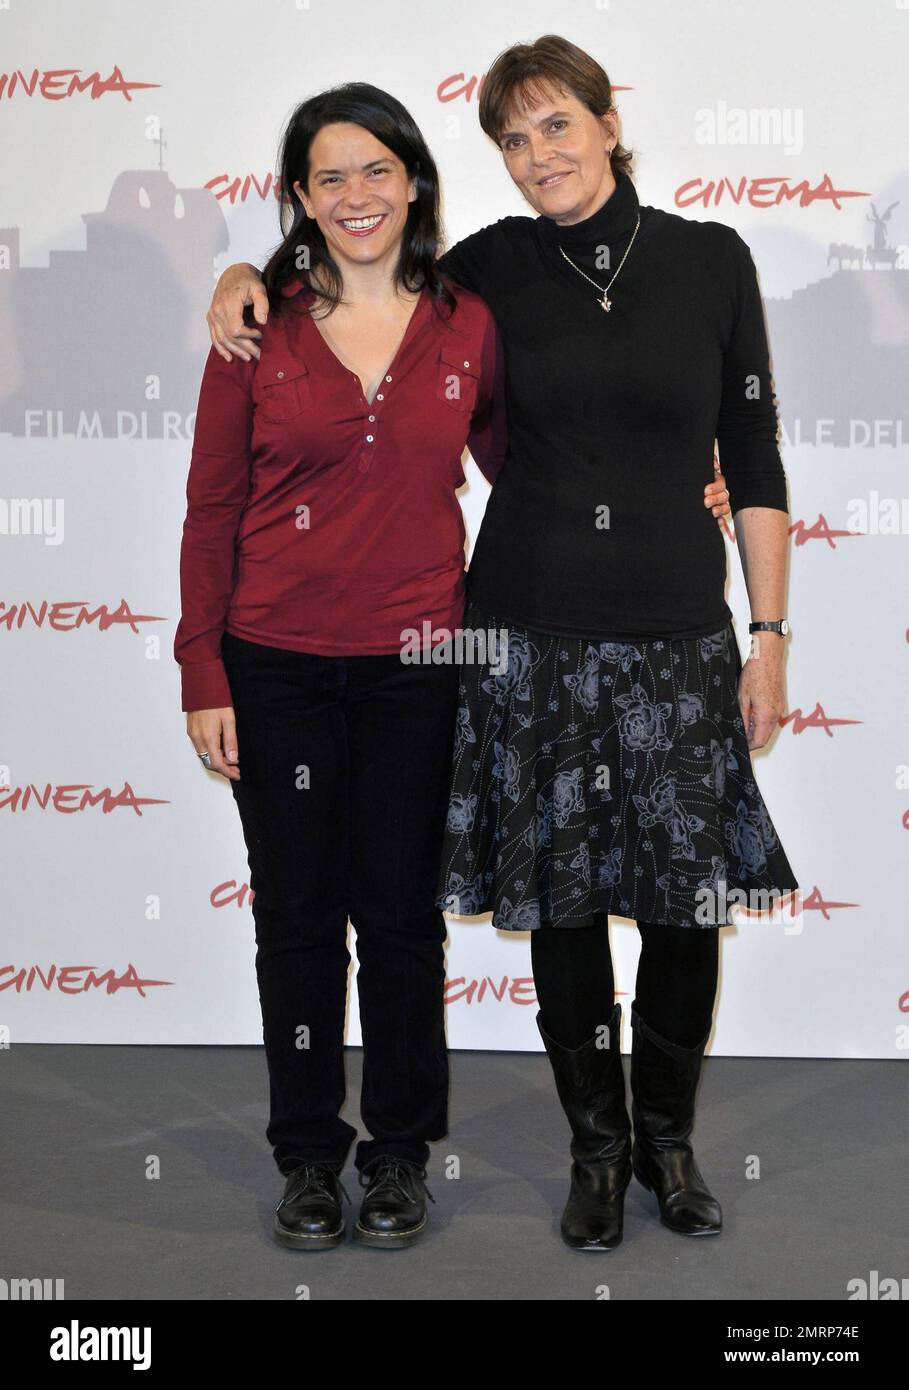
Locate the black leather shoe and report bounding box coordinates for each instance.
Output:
[536,1001,633,1251]
[629,1001,723,1236]
[353,1156,435,1248]
[273,1159,349,1249]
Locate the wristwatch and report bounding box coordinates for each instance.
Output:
[748,620,790,636]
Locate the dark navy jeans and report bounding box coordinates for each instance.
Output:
[221,630,458,1175]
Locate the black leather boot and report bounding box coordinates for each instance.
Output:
[629,1001,723,1235]
[353,1156,435,1248]
[536,1000,633,1251]
[273,1159,350,1249]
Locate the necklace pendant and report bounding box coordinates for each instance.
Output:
[601,292,612,312]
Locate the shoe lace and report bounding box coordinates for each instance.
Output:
[278,1160,351,1210]
[358,1156,436,1205]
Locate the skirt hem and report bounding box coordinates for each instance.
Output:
[437,879,802,931]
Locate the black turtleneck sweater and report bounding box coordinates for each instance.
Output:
[436,170,789,641]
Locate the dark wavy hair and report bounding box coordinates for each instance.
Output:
[261,82,455,317]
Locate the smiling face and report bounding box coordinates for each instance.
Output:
[293,122,417,273]
[497,81,618,226]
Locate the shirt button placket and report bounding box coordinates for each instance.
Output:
[359,373,391,474]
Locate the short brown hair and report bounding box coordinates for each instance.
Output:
[478,34,634,181]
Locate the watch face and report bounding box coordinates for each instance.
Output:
[780,620,790,635]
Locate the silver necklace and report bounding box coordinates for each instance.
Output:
[558,212,641,312]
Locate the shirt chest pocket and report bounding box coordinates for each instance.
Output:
[436,343,480,415]
[256,360,312,423]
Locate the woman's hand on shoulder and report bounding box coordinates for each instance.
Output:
[207,263,269,364]
[186,707,241,781]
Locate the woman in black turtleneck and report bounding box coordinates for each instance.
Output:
[434,36,797,1251]
[206,36,797,1256]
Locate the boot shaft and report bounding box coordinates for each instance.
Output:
[536,1000,632,1161]
[630,1001,711,1146]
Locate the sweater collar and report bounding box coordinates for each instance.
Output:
[535,169,639,250]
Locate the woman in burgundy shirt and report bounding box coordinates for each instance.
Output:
[175,84,509,1251]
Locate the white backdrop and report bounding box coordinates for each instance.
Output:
[1,0,907,1058]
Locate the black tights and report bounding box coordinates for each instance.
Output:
[531,915,719,1050]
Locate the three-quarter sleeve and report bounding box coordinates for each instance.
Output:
[174,346,254,712]
[716,230,789,515]
[467,308,509,486]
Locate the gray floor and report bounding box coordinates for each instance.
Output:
[2,1045,905,1301]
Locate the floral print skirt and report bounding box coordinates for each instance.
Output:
[435,602,798,930]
